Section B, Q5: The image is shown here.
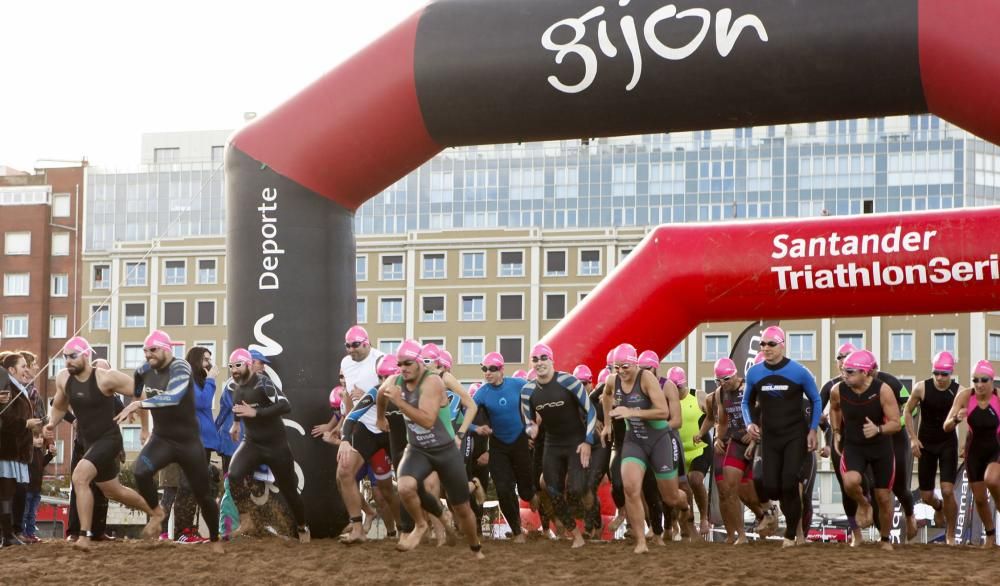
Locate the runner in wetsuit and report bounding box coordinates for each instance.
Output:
[521,343,595,548]
[828,350,900,550]
[43,337,163,550]
[575,364,606,539]
[601,344,689,554]
[943,359,1000,548]
[115,330,222,551]
[903,351,960,544]
[222,348,310,543]
[742,326,821,548]
[664,362,711,539]
[376,339,482,557]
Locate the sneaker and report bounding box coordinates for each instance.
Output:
[176,529,209,544]
[158,532,170,541]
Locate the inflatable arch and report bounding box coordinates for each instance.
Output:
[225,0,1000,535]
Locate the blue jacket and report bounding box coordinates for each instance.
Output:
[195,378,220,452]
[214,382,238,457]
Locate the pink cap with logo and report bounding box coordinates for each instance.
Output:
[606,349,615,367]
[511,369,528,379]
[761,325,785,345]
[63,336,93,356]
[144,330,173,351]
[229,348,252,365]
[468,382,482,397]
[530,343,554,360]
[933,351,955,373]
[714,358,738,379]
[345,325,369,344]
[377,354,400,376]
[438,349,454,370]
[666,366,686,386]
[611,343,638,365]
[973,359,995,379]
[637,350,659,369]
[396,339,423,361]
[482,352,505,369]
[573,364,593,383]
[597,368,610,385]
[843,349,878,372]
[836,342,858,358]
[329,386,344,410]
[420,343,441,362]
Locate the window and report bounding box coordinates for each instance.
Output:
[990,333,1000,361]
[197,259,217,284]
[380,255,404,280]
[52,194,71,218]
[545,250,567,277]
[499,251,524,277]
[422,253,446,279]
[663,341,685,362]
[91,305,109,330]
[379,298,404,323]
[123,345,145,369]
[579,249,601,276]
[498,294,523,320]
[420,338,445,349]
[4,273,29,296]
[836,332,865,351]
[499,337,523,364]
[91,345,109,362]
[421,296,445,322]
[378,340,402,355]
[544,293,566,320]
[171,343,186,359]
[197,300,216,325]
[461,295,485,321]
[932,331,957,358]
[52,233,70,256]
[3,315,28,338]
[4,232,30,255]
[93,265,110,289]
[122,426,144,451]
[153,147,180,163]
[460,338,485,365]
[48,357,66,379]
[461,252,485,278]
[51,274,68,297]
[161,260,186,285]
[703,334,730,361]
[619,248,633,262]
[123,303,146,328]
[211,145,225,163]
[125,261,147,286]
[356,255,368,281]
[787,332,815,361]
[356,298,367,324]
[162,301,185,326]
[890,332,915,361]
[50,315,67,338]
[702,379,719,394]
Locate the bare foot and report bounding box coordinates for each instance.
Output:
[73,536,92,551]
[397,522,427,551]
[512,532,527,544]
[880,540,894,552]
[633,541,649,554]
[850,529,863,547]
[142,509,166,539]
[339,525,367,545]
[855,502,874,529]
[570,530,585,549]
[906,516,918,541]
[472,548,485,560]
[298,527,311,544]
[781,538,796,549]
[650,534,665,546]
[700,519,711,537]
[734,533,748,545]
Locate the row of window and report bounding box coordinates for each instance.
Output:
[91,258,218,289]
[2,300,219,341]
[152,146,225,164]
[4,231,72,256]
[356,249,616,282]
[3,273,69,297]
[0,191,71,216]
[358,291,577,324]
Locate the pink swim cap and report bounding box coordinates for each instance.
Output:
[345,325,369,344]
[973,359,995,379]
[843,349,877,373]
[612,343,638,365]
[377,354,400,377]
[753,352,766,365]
[637,350,660,369]
[64,336,93,356]
[329,386,344,409]
[526,368,537,381]
[396,339,423,361]
[468,382,482,397]
[761,326,785,345]
[420,343,441,362]
[836,342,858,358]
[606,349,615,367]
[229,348,252,365]
[573,364,593,383]
[511,369,528,379]
[530,343,554,360]
[438,349,453,370]
[596,369,610,385]
[714,358,738,379]
[932,351,955,373]
[144,329,173,351]
[666,366,686,386]
[482,352,505,369]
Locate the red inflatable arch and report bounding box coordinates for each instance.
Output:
[225,0,1000,535]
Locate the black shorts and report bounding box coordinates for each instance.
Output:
[965,443,1000,483]
[352,425,390,463]
[917,435,958,491]
[399,443,470,506]
[841,440,895,489]
[689,450,711,476]
[82,433,123,483]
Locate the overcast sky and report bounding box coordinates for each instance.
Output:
[0,0,427,171]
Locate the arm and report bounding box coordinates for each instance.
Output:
[662,378,682,429]
[639,370,671,420]
[828,387,843,453]
[141,360,193,408]
[247,376,291,419]
[341,387,378,443]
[46,372,71,427]
[943,388,971,433]
[601,373,616,435]
[389,375,445,430]
[742,372,758,427]
[696,393,716,441]
[803,370,822,431]
[564,374,596,445]
[520,382,537,436]
[877,384,902,435]
[903,383,924,440]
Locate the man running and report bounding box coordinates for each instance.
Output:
[521,343,595,548]
[43,337,163,550]
[115,330,222,552]
[828,350,900,550]
[742,326,821,548]
[903,351,960,544]
[468,352,534,542]
[376,340,483,557]
[223,348,310,543]
[663,363,711,538]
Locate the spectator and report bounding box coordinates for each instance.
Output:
[20,434,55,542]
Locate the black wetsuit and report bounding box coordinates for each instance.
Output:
[67,370,123,483]
[916,378,959,491]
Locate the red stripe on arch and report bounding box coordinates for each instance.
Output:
[231,8,441,211]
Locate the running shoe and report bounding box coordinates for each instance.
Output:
[176,529,209,544]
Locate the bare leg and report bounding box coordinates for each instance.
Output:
[335,451,366,543]
[96,479,164,539]
[396,477,428,552]
[688,471,710,537]
[621,463,648,554]
[941,483,957,546]
[71,462,98,551]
